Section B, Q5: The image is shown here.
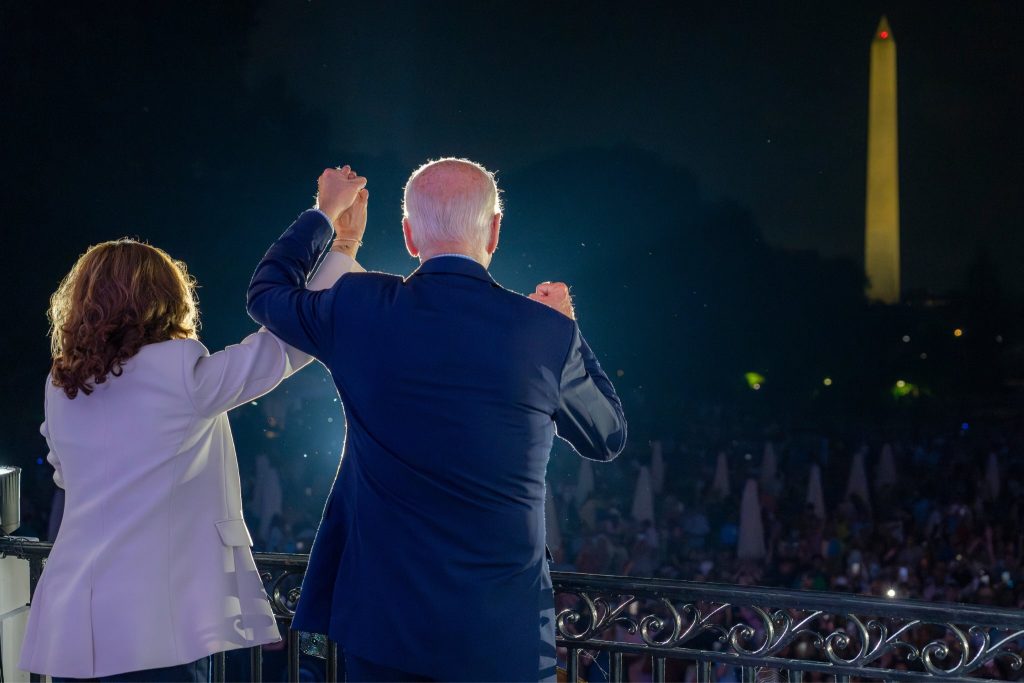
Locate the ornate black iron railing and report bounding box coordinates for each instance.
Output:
[2,537,1022,682]
[553,573,1024,682]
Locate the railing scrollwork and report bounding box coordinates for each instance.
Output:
[3,538,1021,681]
[552,574,1024,681]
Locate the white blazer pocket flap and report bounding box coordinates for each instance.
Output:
[216,518,254,547]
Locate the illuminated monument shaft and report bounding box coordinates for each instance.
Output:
[865,16,900,303]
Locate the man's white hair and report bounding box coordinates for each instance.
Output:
[403,158,502,253]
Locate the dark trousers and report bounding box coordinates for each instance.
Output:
[345,654,434,682]
[54,656,210,683]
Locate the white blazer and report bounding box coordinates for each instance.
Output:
[19,249,363,678]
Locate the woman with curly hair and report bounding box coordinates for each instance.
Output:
[19,167,368,682]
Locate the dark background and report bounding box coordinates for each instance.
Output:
[1,1,1022,470]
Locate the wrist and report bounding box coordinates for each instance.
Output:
[331,238,360,259]
[311,207,337,231]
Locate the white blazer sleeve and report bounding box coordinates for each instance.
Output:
[185,251,363,417]
[41,387,64,488]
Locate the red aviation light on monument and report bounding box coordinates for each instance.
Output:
[875,15,893,42]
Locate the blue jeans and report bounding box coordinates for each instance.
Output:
[54,656,210,682]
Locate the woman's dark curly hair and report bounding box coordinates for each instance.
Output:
[48,239,199,399]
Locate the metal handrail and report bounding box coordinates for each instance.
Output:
[3,537,1022,682]
[552,571,1024,628]
[550,572,1024,681]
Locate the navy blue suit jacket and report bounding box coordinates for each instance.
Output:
[248,210,626,680]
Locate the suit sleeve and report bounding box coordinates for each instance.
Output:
[247,209,343,358]
[185,248,362,417]
[554,325,627,461]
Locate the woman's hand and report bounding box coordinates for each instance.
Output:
[332,188,369,259]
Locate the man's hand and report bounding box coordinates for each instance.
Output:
[316,165,367,223]
[331,188,368,258]
[528,282,575,320]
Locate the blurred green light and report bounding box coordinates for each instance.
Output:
[745,372,765,390]
[892,379,917,398]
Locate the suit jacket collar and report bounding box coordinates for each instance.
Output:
[408,255,499,287]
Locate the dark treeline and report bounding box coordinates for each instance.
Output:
[498,149,1023,437]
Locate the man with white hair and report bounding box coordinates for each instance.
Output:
[248,158,626,681]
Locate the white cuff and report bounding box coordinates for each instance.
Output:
[308,251,365,292]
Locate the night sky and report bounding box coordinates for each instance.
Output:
[240,0,1022,289]
[1,1,1021,463]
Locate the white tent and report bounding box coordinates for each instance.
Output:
[807,463,826,520]
[545,486,562,556]
[986,452,1000,500]
[632,465,656,524]
[710,451,730,499]
[760,442,778,494]
[845,447,871,510]
[651,440,666,494]
[574,457,595,508]
[737,479,766,559]
[875,443,898,490]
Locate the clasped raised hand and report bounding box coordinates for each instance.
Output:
[316,165,367,224]
[332,188,369,257]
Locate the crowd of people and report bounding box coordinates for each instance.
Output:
[540,415,1024,680]
[225,392,1024,680]
[19,380,1024,680]
[547,429,1023,610]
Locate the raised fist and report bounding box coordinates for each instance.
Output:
[528,281,575,320]
[316,165,367,223]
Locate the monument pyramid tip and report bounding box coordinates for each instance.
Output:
[875,16,893,40]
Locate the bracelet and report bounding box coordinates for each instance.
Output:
[333,238,363,247]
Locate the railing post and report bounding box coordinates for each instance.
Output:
[27,556,43,595]
[697,660,712,683]
[249,645,263,683]
[566,647,578,682]
[608,651,624,682]
[652,656,666,681]
[327,639,339,682]
[212,650,225,682]
[288,628,301,682]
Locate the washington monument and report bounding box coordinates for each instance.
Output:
[864,16,901,304]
